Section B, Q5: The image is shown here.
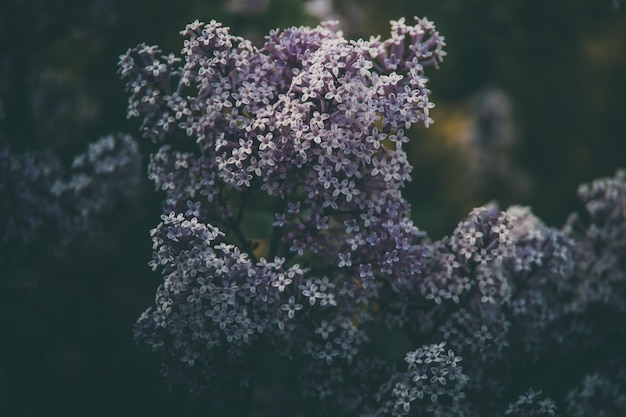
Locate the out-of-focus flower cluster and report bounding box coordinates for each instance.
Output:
[0,133,140,249]
[565,169,626,312]
[121,18,626,417]
[505,388,558,417]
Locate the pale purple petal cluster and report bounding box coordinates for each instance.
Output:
[565,169,626,312]
[502,206,575,358]
[121,17,445,395]
[376,343,468,417]
[136,212,313,386]
[121,17,626,417]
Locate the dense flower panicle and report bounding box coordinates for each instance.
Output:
[119,18,442,295]
[119,17,444,199]
[411,204,580,406]
[147,146,219,217]
[404,204,516,314]
[565,170,626,312]
[122,17,626,417]
[497,206,576,357]
[577,169,626,243]
[376,343,468,417]
[122,16,445,394]
[141,215,263,376]
[396,205,512,403]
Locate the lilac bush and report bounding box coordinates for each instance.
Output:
[120,17,626,417]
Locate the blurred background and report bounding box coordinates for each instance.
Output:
[0,0,624,415]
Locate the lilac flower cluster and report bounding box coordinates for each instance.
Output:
[122,17,626,417]
[121,15,448,412]
[565,169,626,312]
[0,133,140,249]
[389,203,576,411]
[137,211,309,388]
[505,389,558,417]
[1,139,62,244]
[375,343,468,417]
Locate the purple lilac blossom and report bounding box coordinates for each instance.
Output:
[564,169,626,313]
[122,17,626,417]
[375,342,468,417]
[121,16,446,398]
